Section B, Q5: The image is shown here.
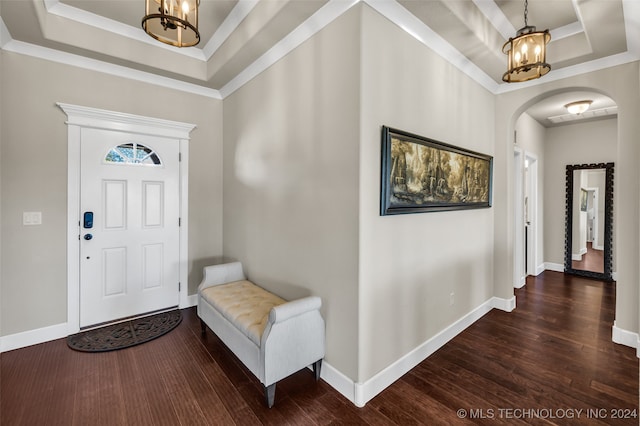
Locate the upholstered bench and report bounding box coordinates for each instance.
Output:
[197,261,325,407]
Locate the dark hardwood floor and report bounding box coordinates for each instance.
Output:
[572,242,605,273]
[2,271,638,425]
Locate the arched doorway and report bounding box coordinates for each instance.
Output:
[511,89,617,288]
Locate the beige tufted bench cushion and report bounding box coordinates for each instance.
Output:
[200,280,286,346]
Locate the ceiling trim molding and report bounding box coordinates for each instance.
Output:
[550,21,583,42]
[43,0,267,63]
[3,2,638,100]
[0,17,11,48]
[472,0,515,41]
[202,0,260,59]
[495,51,639,95]
[365,0,500,94]
[43,0,206,61]
[219,0,360,98]
[1,39,222,99]
[622,0,640,55]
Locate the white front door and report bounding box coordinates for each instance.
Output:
[80,127,180,327]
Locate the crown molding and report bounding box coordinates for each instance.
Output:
[1,39,222,99]
[219,0,360,98]
[44,0,268,62]
[495,51,640,94]
[472,0,515,40]
[202,0,260,59]
[622,0,640,56]
[365,0,501,94]
[3,1,639,99]
[43,0,206,61]
[0,16,10,48]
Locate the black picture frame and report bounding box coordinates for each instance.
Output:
[380,126,493,215]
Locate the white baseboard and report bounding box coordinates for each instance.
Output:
[183,293,198,308]
[514,276,526,289]
[593,244,604,251]
[535,263,545,276]
[544,262,564,273]
[492,295,516,312]
[0,322,69,353]
[612,321,640,358]
[1,296,200,353]
[316,360,361,405]
[321,296,515,407]
[572,253,582,261]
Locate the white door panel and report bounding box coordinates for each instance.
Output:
[80,127,180,327]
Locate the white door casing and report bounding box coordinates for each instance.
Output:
[80,129,180,327]
[59,103,195,333]
[513,147,525,288]
[524,152,538,276]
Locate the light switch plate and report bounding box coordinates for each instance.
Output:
[23,212,42,225]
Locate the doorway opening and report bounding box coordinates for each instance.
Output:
[59,103,195,334]
[513,148,539,287]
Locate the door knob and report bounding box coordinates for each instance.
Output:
[84,234,93,240]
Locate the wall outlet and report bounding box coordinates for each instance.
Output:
[449,292,455,306]
[23,211,42,226]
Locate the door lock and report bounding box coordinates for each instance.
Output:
[83,211,94,229]
[84,234,93,240]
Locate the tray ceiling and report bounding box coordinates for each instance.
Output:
[1,0,638,121]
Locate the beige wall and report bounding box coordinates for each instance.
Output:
[224,3,499,383]
[358,5,495,382]
[496,63,639,336]
[543,118,617,266]
[0,52,223,336]
[222,7,361,379]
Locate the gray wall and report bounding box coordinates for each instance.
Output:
[0,52,223,336]
[222,7,361,379]
[358,5,495,382]
[224,3,498,383]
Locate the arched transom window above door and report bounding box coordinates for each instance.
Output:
[105,142,161,166]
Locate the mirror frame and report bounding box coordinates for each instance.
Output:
[564,162,614,281]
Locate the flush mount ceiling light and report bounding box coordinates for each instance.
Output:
[565,100,593,115]
[142,0,200,47]
[502,0,551,83]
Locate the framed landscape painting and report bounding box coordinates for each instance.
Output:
[380,126,493,215]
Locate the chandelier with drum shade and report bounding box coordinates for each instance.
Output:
[502,0,551,83]
[142,0,200,48]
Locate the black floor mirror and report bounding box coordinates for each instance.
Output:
[564,163,614,281]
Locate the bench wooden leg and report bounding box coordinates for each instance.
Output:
[200,318,206,336]
[313,359,322,381]
[264,383,276,408]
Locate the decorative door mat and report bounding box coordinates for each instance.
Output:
[67,310,182,352]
